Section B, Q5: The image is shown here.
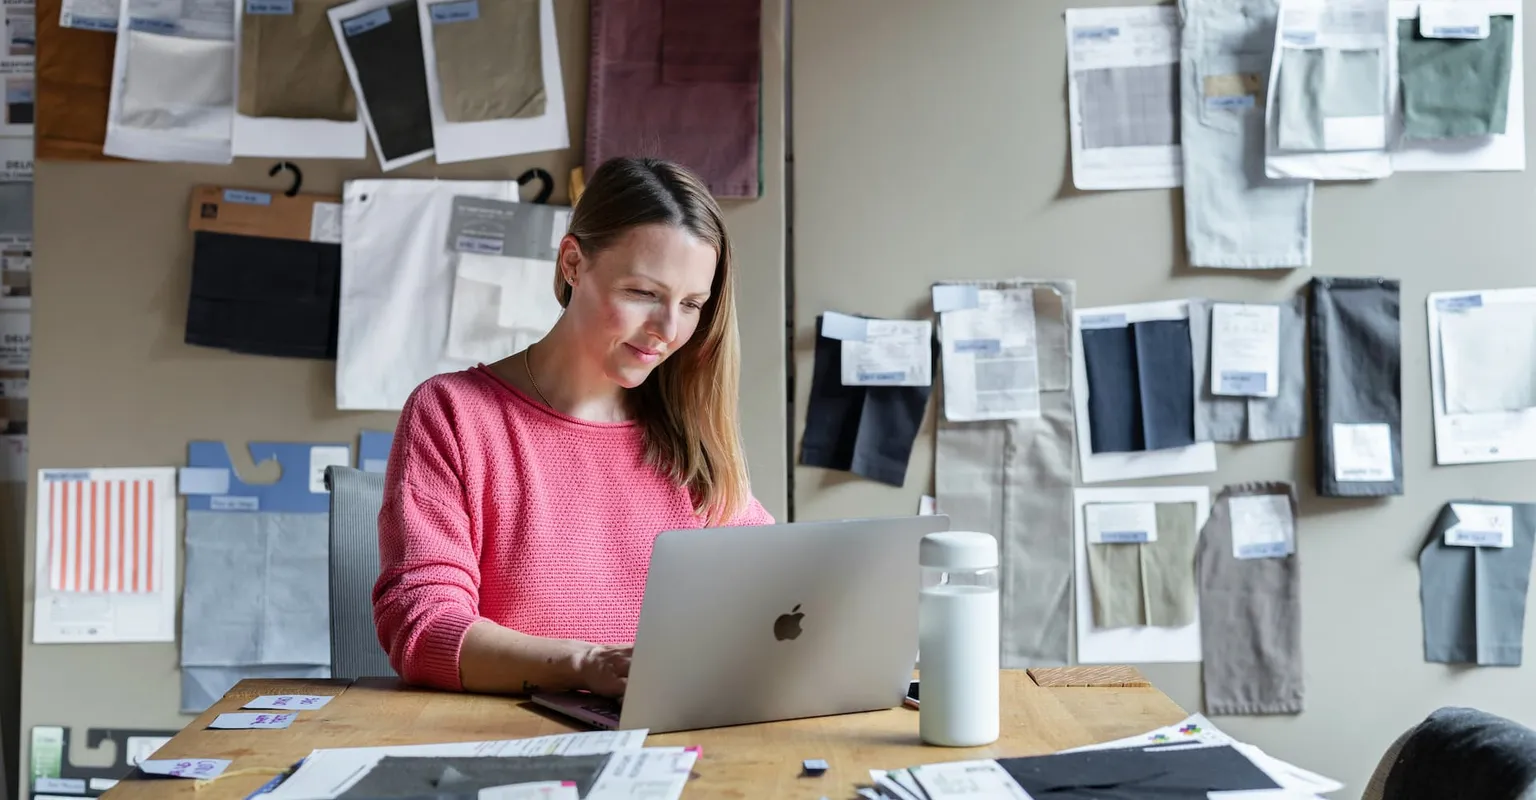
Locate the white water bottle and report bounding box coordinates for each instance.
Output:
[918,531,1000,747]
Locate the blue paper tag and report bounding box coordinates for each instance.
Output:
[68,15,118,31]
[128,16,179,34]
[857,371,906,383]
[342,7,390,36]
[932,284,979,313]
[6,86,30,104]
[210,495,260,512]
[1433,25,1481,37]
[1073,26,1119,41]
[1456,529,1504,546]
[1206,95,1255,109]
[1098,530,1150,544]
[1236,541,1291,559]
[44,470,92,482]
[454,234,503,255]
[430,0,478,23]
[1283,30,1317,45]
[223,189,272,206]
[246,0,293,13]
[954,339,1001,355]
[1080,313,1128,330]
[1435,294,1483,312]
[1219,370,1268,394]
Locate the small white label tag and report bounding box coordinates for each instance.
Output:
[1446,503,1514,548]
[244,694,334,710]
[208,712,295,730]
[1420,4,1490,38]
[1229,494,1295,559]
[1086,502,1159,544]
[138,758,233,779]
[309,446,351,493]
[1211,303,1281,398]
[1333,423,1394,482]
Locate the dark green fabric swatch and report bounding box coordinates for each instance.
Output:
[1399,15,1515,140]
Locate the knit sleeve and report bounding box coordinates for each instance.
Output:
[372,379,489,691]
[728,493,776,526]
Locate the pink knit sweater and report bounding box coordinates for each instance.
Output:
[372,365,774,690]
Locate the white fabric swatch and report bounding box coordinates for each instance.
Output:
[1441,302,1536,414]
[445,255,563,364]
[120,31,233,128]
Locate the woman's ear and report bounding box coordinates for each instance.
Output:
[557,237,581,289]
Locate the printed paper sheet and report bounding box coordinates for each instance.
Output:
[935,285,1041,422]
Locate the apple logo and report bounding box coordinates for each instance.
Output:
[773,604,805,641]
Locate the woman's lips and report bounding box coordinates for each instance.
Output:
[625,343,662,363]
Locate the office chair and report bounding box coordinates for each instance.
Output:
[1362,707,1536,800]
[324,465,396,680]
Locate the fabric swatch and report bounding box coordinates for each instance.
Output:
[342,0,433,161]
[119,30,234,130]
[36,0,118,160]
[1278,47,1384,151]
[587,0,760,198]
[185,231,341,360]
[1082,324,1141,453]
[1309,277,1402,497]
[1133,318,1195,451]
[1399,15,1514,140]
[1078,64,1181,149]
[1197,482,1303,715]
[1189,296,1308,443]
[937,281,1077,667]
[1000,744,1281,797]
[431,0,544,123]
[1382,707,1536,800]
[1086,502,1198,630]
[799,314,932,487]
[1419,501,1536,667]
[1087,534,1143,630]
[660,0,759,85]
[239,0,357,121]
[339,754,613,799]
[444,254,561,364]
[0,181,31,238]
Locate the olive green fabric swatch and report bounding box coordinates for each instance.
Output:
[1398,15,1514,140]
[430,0,544,123]
[1086,501,1200,630]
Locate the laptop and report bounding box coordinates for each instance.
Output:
[530,514,952,733]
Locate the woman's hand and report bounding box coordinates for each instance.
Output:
[576,643,633,697]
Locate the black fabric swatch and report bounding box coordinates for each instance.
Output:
[185,230,340,360]
[799,314,933,487]
[1082,324,1142,453]
[999,744,1280,799]
[336,754,613,799]
[343,0,433,161]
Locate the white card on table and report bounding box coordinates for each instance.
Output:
[138,758,233,779]
[243,694,333,710]
[209,712,296,730]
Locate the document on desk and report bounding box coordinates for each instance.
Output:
[1065,5,1183,190]
[262,730,648,799]
[1427,288,1536,464]
[934,285,1041,421]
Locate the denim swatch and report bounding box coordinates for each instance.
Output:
[1083,325,1142,453]
[1135,319,1196,451]
[1309,277,1402,497]
[1420,501,1536,667]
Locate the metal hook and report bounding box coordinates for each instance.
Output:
[268,161,303,197]
[516,167,554,204]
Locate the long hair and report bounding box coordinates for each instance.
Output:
[553,157,749,525]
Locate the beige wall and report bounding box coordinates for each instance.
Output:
[792,0,1536,793]
[16,1,785,792]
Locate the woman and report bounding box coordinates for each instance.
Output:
[373,157,775,699]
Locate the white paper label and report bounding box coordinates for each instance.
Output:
[550,209,570,249]
[1420,4,1490,38]
[138,758,233,779]
[479,782,580,800]
[1332,423,1394,482]
[208,712,295,730]
[841,319,933,387]
[1211,303,1280,397]
[34,777,86,794]
[1086,502,1159,544]
[1229,494,1294,559]
[1446,503,1514,548]
[918,495,937,516]
[310,202,342,245]
[244,694,333,710]
[309,446,350,493]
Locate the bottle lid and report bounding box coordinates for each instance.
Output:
[919,531,999,570]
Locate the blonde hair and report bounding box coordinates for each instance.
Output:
[554,157,750,525]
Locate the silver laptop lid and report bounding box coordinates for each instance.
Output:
[619,514,952,733]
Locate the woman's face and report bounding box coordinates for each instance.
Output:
[560,223,718,389]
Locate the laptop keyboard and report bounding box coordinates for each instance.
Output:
[580,702,620,723]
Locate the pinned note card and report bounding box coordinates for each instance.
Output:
[1228,494,1295,559]
[1086,502,1159,544]
[137,759,232,779]
[1446,503,1515,548]
[1210,304,1280,398]
[1332,423,1394,483]
[839,319,933,387]
[208,712,295,730]
[244,694,334,710]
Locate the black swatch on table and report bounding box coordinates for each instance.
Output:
[335,753,613,799]
[342,0,434,162]
[999,744,1280,799]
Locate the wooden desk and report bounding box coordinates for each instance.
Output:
[103,670,1186,799]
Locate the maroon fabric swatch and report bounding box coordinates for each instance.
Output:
[661,0,761,85]
[586,0,761,198]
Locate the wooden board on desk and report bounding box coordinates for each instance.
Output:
[103,671,1185,799]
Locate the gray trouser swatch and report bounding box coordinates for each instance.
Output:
[1189,296,1307,443]
[1398,15,1515,140]
[1087,502,1199,630]
[1180,0,1313,268]
[1382,707,1536,800]
[181,664,331,714]
[936,279,1076,668]
[239,0,357,121]
[431,0,545,123]
[1078,64,1180,149]
[1278,47,1383,150]
[1419,501,1536,666]
[1197,482,1303,715]
[1309,277,1402,497]
[0,181,31,237]
[181,510,331,667]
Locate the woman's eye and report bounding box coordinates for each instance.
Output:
[628,289,654,299]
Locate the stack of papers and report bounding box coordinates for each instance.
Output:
[860,715,1340,800]
[257,730,697,800]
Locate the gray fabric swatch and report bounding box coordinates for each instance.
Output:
[0,181,31,238]
[1309,277,1402,497]
[1278,47,1383,150]
[1382,707,1536,800]
[1087,536,1143,630]
[1197,482,1303,715]
[1086,501,1199,630]
[1189,296,1307,443]
[936,279,1076,668]
[1078,64,1181,149]
[180,664,331,714]
[1399,15,1515,140]
[181,510,331,667]
[1419,501,1536,667]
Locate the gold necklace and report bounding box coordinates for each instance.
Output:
[524,345,553,408]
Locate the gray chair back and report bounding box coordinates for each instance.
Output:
[325,465,396,679]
